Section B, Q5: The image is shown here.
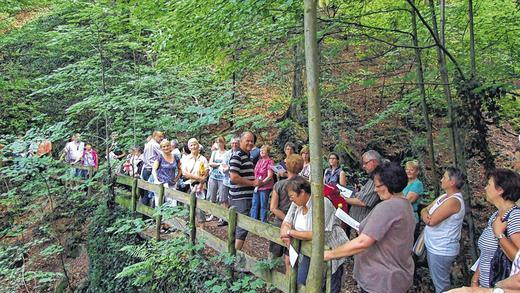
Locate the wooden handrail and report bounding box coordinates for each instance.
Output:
[114,174,332,293]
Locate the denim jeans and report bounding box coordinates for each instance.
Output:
[250,189,271,222]
[427,250,456,293]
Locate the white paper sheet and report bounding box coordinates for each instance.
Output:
[336,184,354,198]
[289,245,298,267]
[335,208,360,232]
[470,257,480,272]
[270,164,287,174]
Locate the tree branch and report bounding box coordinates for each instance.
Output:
[406,0,466,80]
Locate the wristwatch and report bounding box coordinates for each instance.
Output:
[492,287,504,293]
[496,233,506,239]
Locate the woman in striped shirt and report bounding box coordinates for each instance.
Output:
[473,168,520,288]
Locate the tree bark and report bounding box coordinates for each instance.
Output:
[410,3,440,196]
[303,0,325,291]
[427,0,458,167]
[429,0,478,269]
[285,41,306,124]
[468,0,476,77]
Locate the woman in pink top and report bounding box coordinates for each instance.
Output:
[250,145,274,222]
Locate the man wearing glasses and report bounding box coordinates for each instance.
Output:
[344,150,383,228]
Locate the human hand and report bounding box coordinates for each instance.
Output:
[493,215,508,236]
[281,236,291,247]
[324,250,334,261]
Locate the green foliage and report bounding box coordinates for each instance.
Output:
[86,202,140,293]
[116,235,267,293]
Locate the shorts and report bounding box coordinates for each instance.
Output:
[229,197,252,241]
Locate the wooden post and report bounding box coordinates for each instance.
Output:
[227,206,237,278]
[155,184,164,241]
[289,239,301,293]
[189,193,197,245]
[325,261,332,293]
[87,167,93,197]
[303,0,325,291]
[131,178,138,214]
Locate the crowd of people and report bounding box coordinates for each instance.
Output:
[60,130,520,293]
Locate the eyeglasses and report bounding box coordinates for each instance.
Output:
[362,159,374,166]
[375,184,384,188]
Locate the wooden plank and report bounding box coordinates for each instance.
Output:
[116,175,134,186]
[235,250,289,293]
[164,188,190,205]
[137,179,161,193]
[235,213,286,247]
[197,199,228,221]
[116,195,155,217]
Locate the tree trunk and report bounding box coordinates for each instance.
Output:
[410,2,440,196]
[303,0,325,291]
[468,0,476,77]
[284,41,305,124]
[429,0,478,270]
[428,0,458,167]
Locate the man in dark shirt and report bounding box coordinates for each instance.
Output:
[229,131,260,250]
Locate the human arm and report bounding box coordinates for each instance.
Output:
[152,160,161,183]
[406,191,419,204]
[471,267,480,287]
[324,233,375,260]
[259,167,274,187]
[496,273,520,290]
[270,188,286,221]
[230,172,258,187]
[339,171,347,187]
[280,221,293,246]
[344,197,366,207]
[493,216,520,261]
[209,151,220,168]
[422,197,461,226]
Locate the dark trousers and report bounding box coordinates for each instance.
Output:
[297,255,344,293]
[140,168,153,205]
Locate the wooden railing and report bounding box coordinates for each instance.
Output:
[114,174,333,293]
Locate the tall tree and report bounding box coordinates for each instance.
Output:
[304,0,325,291]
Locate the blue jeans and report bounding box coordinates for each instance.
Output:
[250,189,271,222]
[427,250,456,293]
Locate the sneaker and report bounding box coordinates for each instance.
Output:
[206,215,215,222]
[217,219,228,227]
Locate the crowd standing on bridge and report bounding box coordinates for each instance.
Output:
[59,129,519,293]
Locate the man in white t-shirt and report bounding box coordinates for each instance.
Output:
[62,133,84,177]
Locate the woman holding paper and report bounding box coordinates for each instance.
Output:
[276,142,296,179]
[280,176,348,293]
[323,152,347,187]
[324,162,415,293]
